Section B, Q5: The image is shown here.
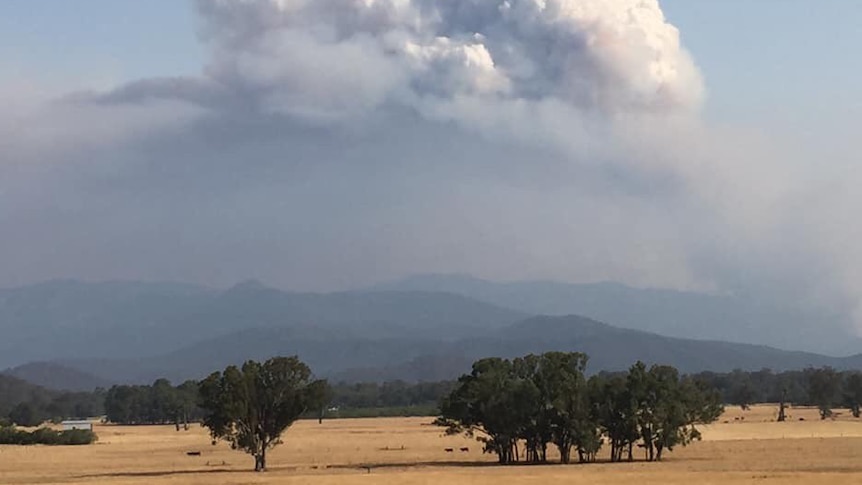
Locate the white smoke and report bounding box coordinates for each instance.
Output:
[188,0,703,120]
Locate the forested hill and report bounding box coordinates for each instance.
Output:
[0,373,99,420]
[48,315,862,387]
[0,279,525,369]
[3,362,111,392]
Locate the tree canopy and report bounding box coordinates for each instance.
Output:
[438,352,723,464]
[198,356,328,471]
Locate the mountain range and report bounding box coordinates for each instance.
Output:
[373,274,859,356]
[2,276,861,391]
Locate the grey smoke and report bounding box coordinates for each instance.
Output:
[0,0,860,352]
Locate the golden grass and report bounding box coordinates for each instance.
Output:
[2,405,862,484]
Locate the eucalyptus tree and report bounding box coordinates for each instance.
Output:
[199,356,328,471]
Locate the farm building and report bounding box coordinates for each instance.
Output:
[61,420,92,431]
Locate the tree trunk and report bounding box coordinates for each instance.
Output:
[254,445,267,472]
[777,389,787,422]
[254,450,267,471]
[560,444,570,464]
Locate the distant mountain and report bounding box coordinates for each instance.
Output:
[0,279,524,369]
[371,274,859,356]
[7,278,862,386]
[56,315,862,385]
[3,362,111,392]
[0,373,49,416]
[0,279,217,367]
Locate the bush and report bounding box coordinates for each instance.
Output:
[0,425,97,445]
[60,429,98,445]
[9,402,45,427]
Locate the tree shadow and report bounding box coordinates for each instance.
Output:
[76,457,678,479]
[74,469,248,479]
[328,460,598,472]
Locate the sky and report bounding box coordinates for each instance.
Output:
[1,1,861,343]
[3,1,860,125]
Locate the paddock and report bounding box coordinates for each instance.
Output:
[2,405,862,484]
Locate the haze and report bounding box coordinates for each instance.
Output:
[1,1,861,353]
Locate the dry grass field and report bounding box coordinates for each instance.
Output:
[2,405,862,484]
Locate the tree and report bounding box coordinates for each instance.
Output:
[590,373,638,462]
[175,380,200,430]
[628,363,722,461]
[150,378,179,425]
[807,367,841,420]
[437,357,526,464]
[439,354,722,465]
[727,370,757,410]
[844,373,862,418]
[9,402,44,427]
[198,356,328,471]
[528,352,596,464]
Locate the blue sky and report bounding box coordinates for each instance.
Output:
[2,0,860,126]
[663,0,862,127]
[0,0,202,83]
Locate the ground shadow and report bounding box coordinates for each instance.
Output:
[330,460,501,471]
[74,468,249,479]
[76,457,678,479]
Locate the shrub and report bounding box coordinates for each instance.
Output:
[0,426,97,445]
[59,429,98,445]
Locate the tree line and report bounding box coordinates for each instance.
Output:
[104,379,202,428]
[692,367,862,419]
[0,374,103,427]
[436,352,723,464]
[6,365,862,429]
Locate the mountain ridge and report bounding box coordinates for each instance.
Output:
[371,273,860,356]
[42,314,862,387]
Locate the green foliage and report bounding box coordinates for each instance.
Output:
[439,354,723,465]
[199,356,328,472]
[0,425,97,445]
[844,372,862,418]
[9,402,44,427]
[104,379,201,426]
[629,365,723,461]
[589,373,638,462]
[807,366,841,419]
[0,374,104,426]
[328,380,454,410]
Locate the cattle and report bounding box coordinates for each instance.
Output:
[186,451,201,456]
[460,447,470,452]
[444,448,454,453]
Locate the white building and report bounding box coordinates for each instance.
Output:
[61,420,93,431]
